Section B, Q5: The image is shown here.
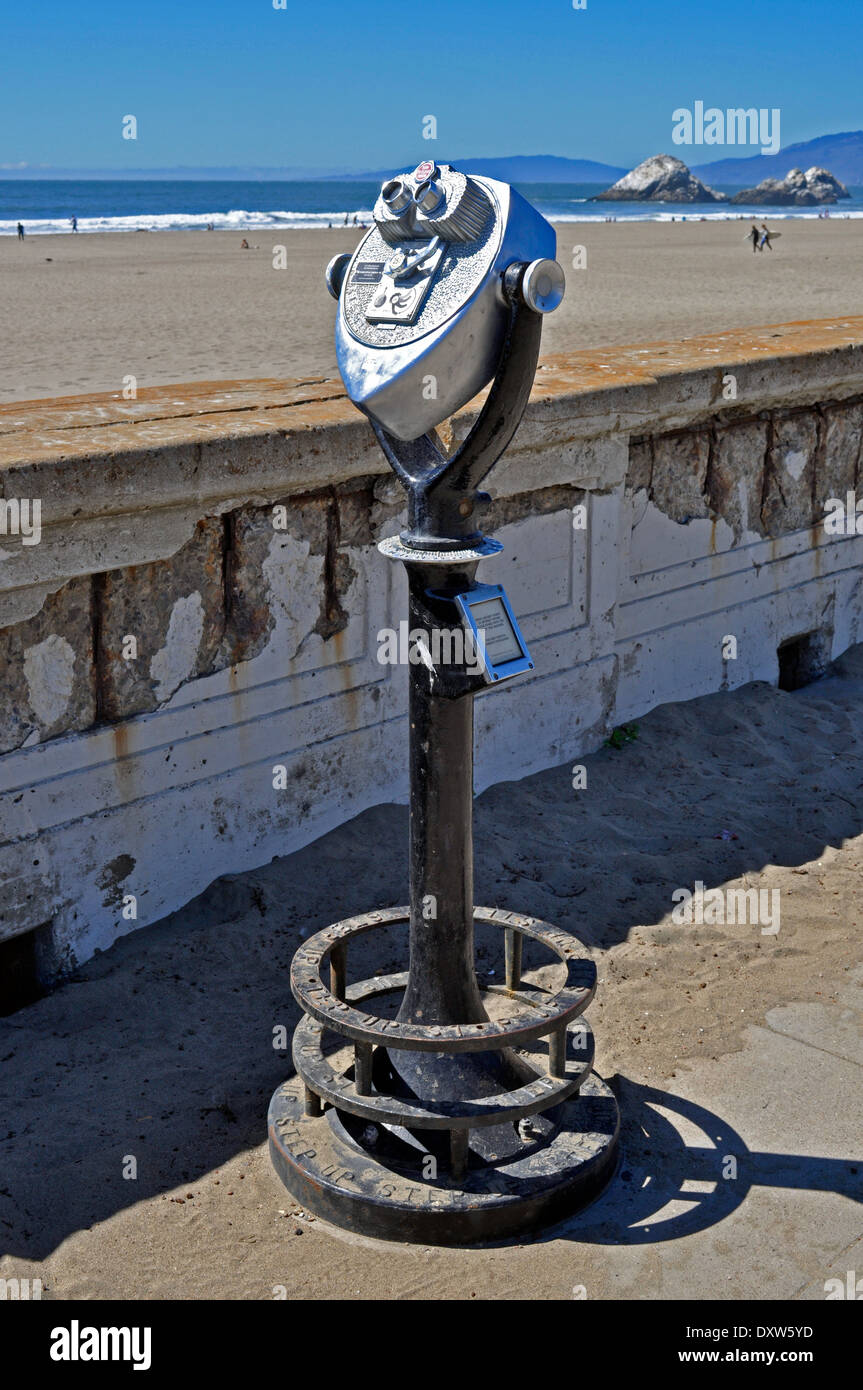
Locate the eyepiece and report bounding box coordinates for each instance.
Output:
[381,179,412,212]
[414,179,445,214]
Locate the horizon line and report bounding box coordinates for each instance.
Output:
[3,131,862,180]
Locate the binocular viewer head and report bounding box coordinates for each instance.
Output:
[374,163,495,245]
[326,162,565,442]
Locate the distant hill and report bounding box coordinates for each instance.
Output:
[0,157,626,183]
[0,165,359,180]
[341,155,627,184]
[693,131,863,185]
[9,137,861,187]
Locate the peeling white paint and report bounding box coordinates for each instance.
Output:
[23,633,76,727]
[629,487,650,529]
[4,379,863,974]
[3,487,863,970]
[262,531,322,661]
[150,592,205,702]
[784,449,808,481]
[629,497,736,575]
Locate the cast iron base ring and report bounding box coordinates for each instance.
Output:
[268,906,620,1245]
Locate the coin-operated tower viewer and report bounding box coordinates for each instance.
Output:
[268,162,619,1244]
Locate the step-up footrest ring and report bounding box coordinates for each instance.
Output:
[290,906,596,1054]
[270,905,620,1244]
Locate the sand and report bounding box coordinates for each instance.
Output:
[2,210,862,1303]
[1,646,861,1300]
[2,219,862,402]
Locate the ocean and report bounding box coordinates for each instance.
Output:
[3,179,863,234]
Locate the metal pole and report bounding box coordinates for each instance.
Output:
[396,566,486,1029]
[389,564,530,1132]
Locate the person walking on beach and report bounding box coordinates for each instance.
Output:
[70,216,78,232]
[759,223,774,251]
[749,223,760,252]
[17,221,24,239]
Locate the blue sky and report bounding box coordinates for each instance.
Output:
[3,0,862,172]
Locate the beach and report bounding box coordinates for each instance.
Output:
[2,219,862,402]
[2,205,863,1309]
[1,650,861,1299]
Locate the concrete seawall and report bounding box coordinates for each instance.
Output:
[2,316,862,978]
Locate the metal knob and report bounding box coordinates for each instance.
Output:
[325,252,352,300]
[520,259,566,313]
[387,235,442,281]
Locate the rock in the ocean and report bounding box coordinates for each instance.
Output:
[593,154,727,203]
[731,166,851,205]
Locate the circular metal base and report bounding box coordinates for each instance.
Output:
[268,1071,619,1245]
[377,534,503,565]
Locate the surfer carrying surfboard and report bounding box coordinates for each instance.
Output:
[759,223,779,251]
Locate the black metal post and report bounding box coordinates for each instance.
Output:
[386,562,530,1137]
[397,566,485,1028]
